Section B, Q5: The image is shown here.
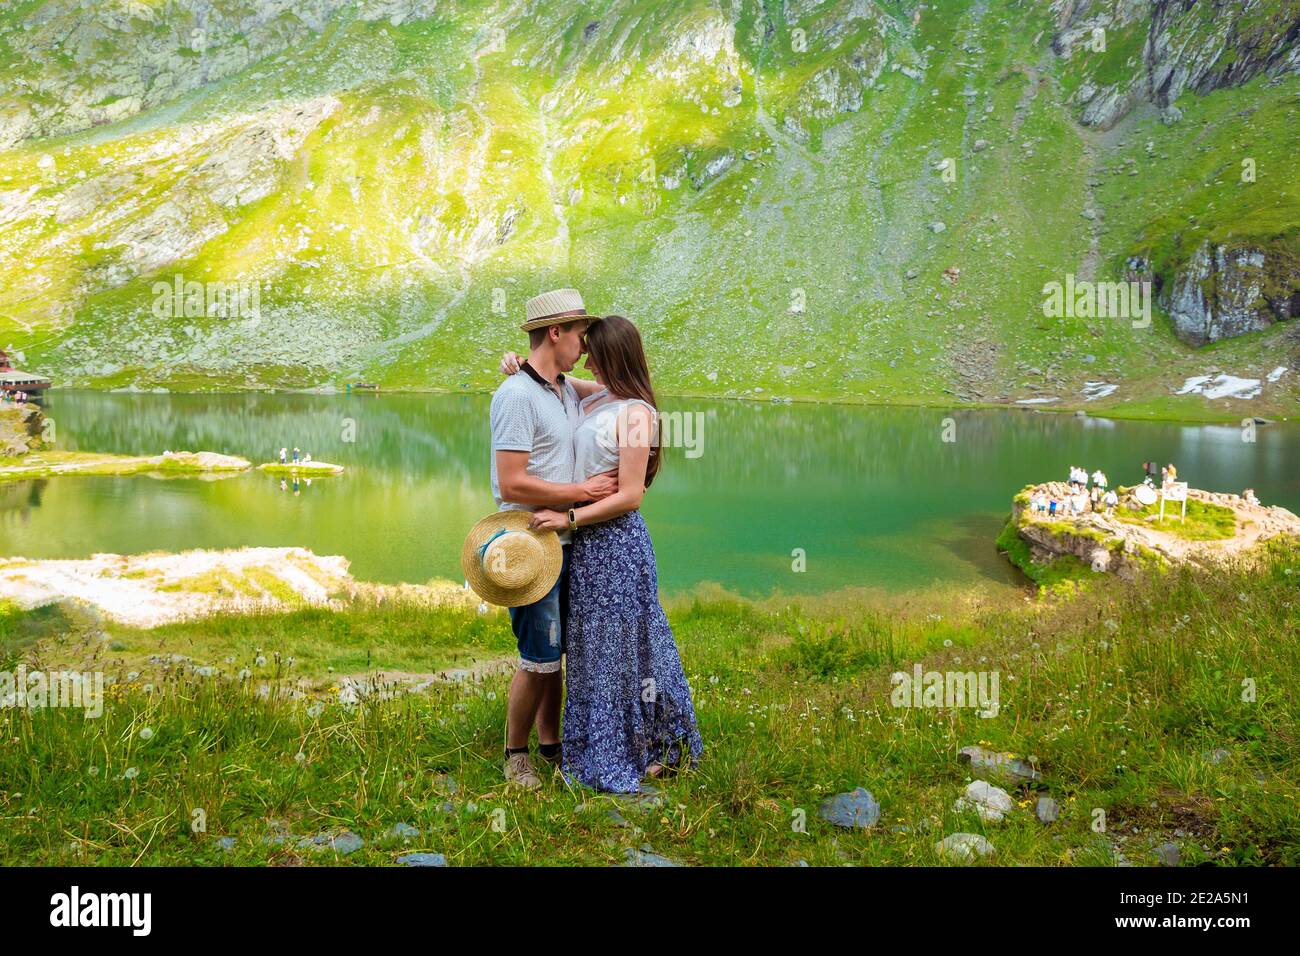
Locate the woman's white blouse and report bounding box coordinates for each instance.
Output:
[572,390,658,481]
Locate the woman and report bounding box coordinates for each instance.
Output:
[500,316,702,792]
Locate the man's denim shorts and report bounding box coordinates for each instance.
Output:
[508,544,570,673]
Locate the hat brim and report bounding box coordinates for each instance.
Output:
[519,312,600,332]
[461,510,563,608]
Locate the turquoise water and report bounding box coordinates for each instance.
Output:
[3,391,1297,596]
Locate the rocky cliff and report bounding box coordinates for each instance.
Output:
[1051,0,1300,353]
[1166,240,1300,345]
[0,404,49,457]
[1055,0,1300,130]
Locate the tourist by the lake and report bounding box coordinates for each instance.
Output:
[279,447,287,464]
[1091,469,1107,489]
[1244,488,1260,507]
[292,447,301,463]
[497,304,702,793]
[1102,489,1119,513]
[1090,484,1101,509]
[480,289,617,790]
[1048,498,1058,516]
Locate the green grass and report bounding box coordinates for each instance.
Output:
[996,515,1102,597]
[1115,497,1239,541]
[3,540,1296,866]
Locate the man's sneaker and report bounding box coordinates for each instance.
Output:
[505,751,542,789]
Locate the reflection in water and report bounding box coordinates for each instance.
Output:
[277,477,317,496]
[0,479,48,529]
[3,391,1297,597]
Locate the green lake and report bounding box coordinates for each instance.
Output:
[4,391,1297,597]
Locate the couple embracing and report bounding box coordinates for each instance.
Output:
[462,288,702,793]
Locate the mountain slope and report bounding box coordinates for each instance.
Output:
[0,0,1297,418]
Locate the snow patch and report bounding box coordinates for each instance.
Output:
[1176,374,1261,401]
[1081,381,1118,401]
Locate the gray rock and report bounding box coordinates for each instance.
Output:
[935,832,995,861]
[1079,83,1138,130]
[905,267,919,280]
[1035,796,1060,824]
[1155,842,1180,867]
[958,745,1042,784]
[1166,242,1298,346]
[385,822,420,840]
[397,852,447,867]
[955,780,1015,823]
[430,773,459,794]
[298,830,364,855]
[623,845,681,867]
[1205,747,1231,765]
[818,787,881,829]
[928,221,946,233]
[607,808,634,828]
[613,786,664,812]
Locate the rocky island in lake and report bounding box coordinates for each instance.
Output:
[1000,480,1300,594]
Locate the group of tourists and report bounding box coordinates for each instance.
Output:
[277,446,313,464]
[1,389,31,403]
[1029,464,1118,517]
[1141,460,1178,488]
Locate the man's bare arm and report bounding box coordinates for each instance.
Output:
[496,450,616,507]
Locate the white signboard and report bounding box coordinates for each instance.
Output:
[1163,481,1188,502]
[1159,481,1189,522]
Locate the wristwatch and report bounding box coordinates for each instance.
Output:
[568,508,578,532]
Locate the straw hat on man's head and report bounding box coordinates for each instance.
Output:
[521,288,599,332]
[462,510,563,607]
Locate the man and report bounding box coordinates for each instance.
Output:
[490,288,617,789]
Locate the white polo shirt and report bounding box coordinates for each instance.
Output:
[490,361,580,543]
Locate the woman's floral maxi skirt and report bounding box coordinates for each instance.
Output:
[562,511,703,793]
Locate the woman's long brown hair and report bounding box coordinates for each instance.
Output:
[584,314,661,488]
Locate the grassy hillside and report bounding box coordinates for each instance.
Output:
[0,0,1297,418]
